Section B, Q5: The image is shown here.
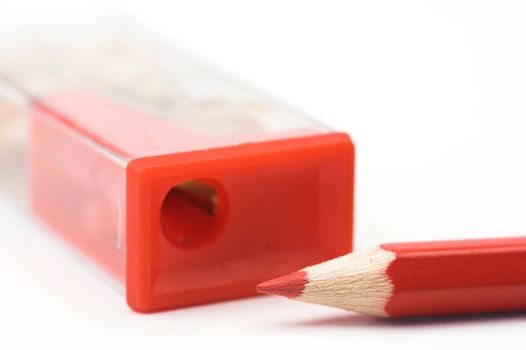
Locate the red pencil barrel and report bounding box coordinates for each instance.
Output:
[381,236,526,317]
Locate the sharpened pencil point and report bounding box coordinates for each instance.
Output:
[257,270,308,299]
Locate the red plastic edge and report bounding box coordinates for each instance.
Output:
[126,132,354,312]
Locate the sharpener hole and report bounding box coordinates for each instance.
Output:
[161,180,227,249]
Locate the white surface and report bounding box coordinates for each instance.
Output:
[1,1,526,349]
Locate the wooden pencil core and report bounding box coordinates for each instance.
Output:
[298,248,395,316]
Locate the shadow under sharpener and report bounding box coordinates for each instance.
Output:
[30,93,354,312]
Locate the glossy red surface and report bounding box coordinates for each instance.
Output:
[31,101,127,281]
[30,95,355,312]
[382,237,526,317]
[127,132,354,311]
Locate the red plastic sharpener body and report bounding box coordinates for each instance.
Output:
[16,35,354,311]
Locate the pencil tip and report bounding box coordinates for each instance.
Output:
[257,270,308,299]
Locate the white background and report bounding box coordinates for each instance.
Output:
[1,1,526,349]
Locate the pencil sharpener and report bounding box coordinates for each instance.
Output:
[4,32,354,311]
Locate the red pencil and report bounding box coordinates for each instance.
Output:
[257,236,526,317]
